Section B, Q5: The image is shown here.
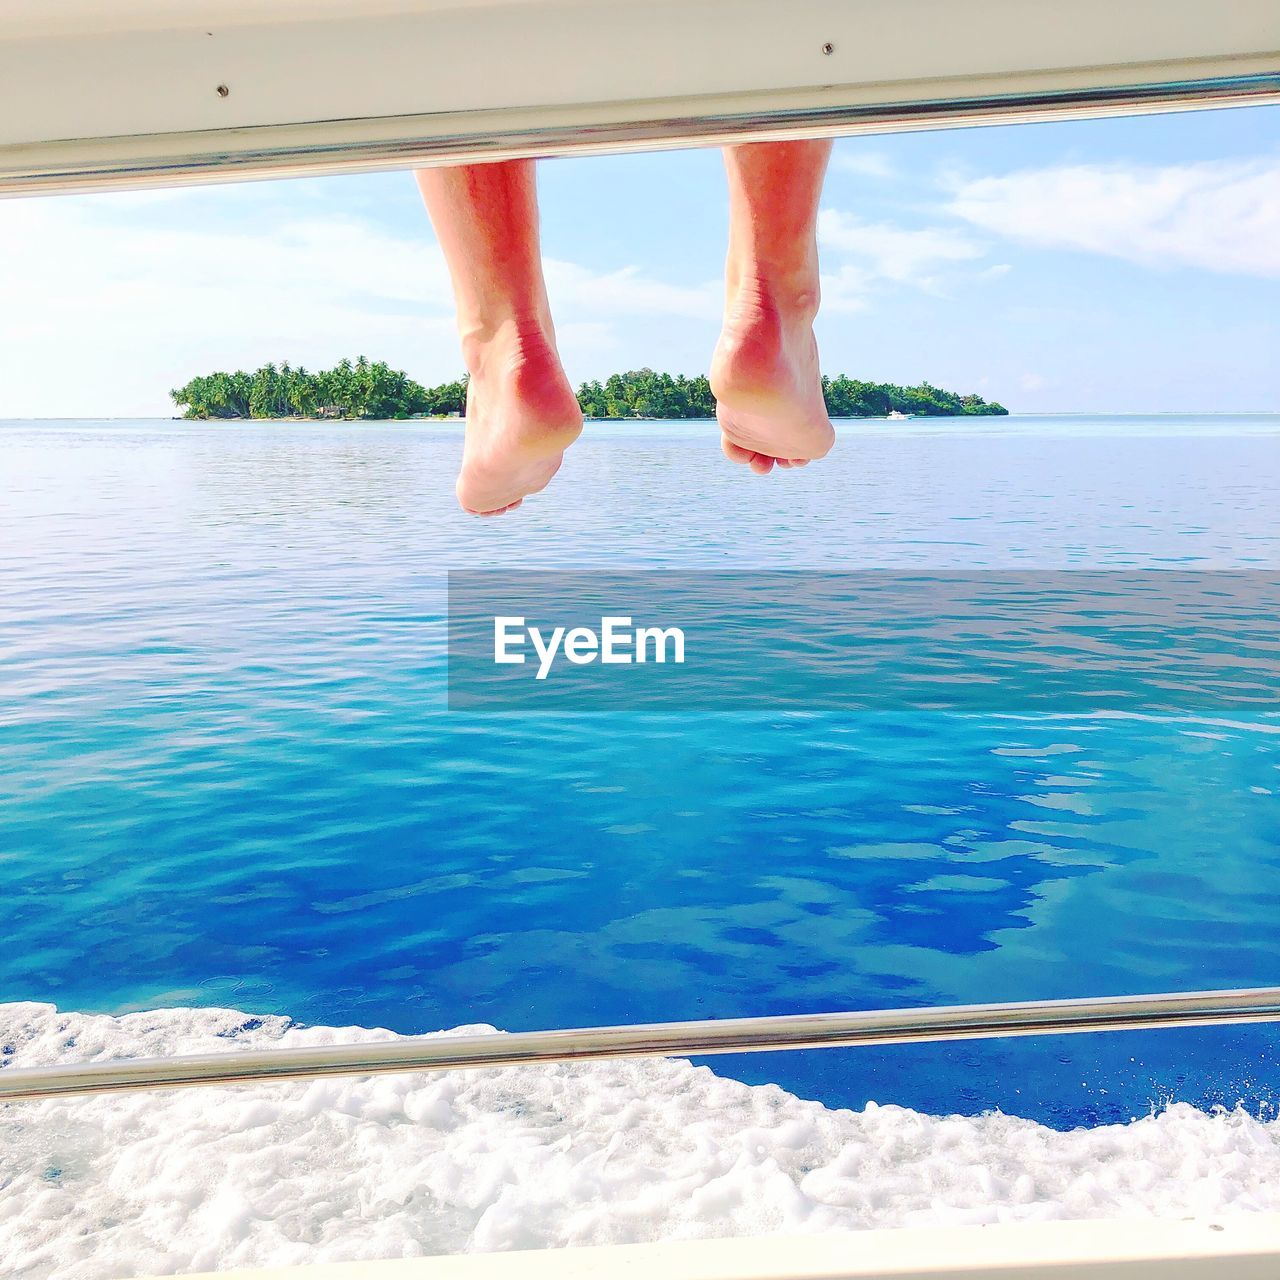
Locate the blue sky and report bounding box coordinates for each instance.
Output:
[2,103,1277,417]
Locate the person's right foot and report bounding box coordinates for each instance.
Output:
[455,321,583,516]
[709,280,835,474]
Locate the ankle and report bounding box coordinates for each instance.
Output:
[725,264,820,325]
[458,316,581,434]
[458,312,556,377]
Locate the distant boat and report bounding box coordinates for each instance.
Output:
[887,409,910,420]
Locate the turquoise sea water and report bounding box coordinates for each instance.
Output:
[2,415,1278,1127]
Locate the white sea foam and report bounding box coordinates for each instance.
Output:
[1,1002,1278,1279]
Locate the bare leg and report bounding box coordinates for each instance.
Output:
[415,161,582,515]
[710,140,835,474]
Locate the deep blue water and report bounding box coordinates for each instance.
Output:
[2,415,1278,1128]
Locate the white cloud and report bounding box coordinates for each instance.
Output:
[552,320,619,354]
[831,150,897,180]
[816,208,987,310]
[818,264,872,314]
[0,194,721,416]
[545,262,719,321]
[819,212,985,280]
[948,159,1280,277]
[0,196,459,416]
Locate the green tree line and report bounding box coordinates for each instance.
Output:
[821,375,1006,417]
[172,360,1007,420]
[580,368,1007,418]
[171,359,465,420]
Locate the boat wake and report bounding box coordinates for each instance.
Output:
[2,1002,1278,1279]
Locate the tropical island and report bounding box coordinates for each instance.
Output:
[171,359,1008,421]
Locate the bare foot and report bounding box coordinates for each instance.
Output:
[709,283,834,474]
[456,322,583,516]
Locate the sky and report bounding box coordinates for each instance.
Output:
[1,102,1278,418]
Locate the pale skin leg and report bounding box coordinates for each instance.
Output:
[710,139,836,473]
[415,160,582,516]
[416,141,833,514]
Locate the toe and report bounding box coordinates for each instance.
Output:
[722,436,755,465]
[748,452,775,475]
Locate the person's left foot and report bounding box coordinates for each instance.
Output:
[709,278,834,473]
[455,320,583,516]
